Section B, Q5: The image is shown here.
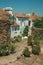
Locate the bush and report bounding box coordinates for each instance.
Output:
[33,40,39,46]
[32,45,40,55]
[28,34,40,46]
[0,43,16,56]
[14,35,22,42]
[28,36,33,46]
[22,26,28,36]
[1,43,9,50]
[0,49,10,56]
[0,49,6,56]
[0,43,10,56]
[33,17,43,28]
[32,34,40,46]
[33,34,40,41]
[10,44,16,54]
[22,47,30,57]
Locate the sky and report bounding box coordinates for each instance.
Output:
[0,0,43,16]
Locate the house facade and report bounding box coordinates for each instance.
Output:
[14,14,33,37]
[4,7,33,38]
[10,22,21,38]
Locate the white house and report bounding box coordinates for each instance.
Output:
[14,14,33,36]
[4,7,33,38]
[10,22,21,38]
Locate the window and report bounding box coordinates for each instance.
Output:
[12,26,19,31]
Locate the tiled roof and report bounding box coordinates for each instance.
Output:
[29,13,41,20]
[0,9,42,22]
[14,13,42,20]
[11,22,19,27]
[14,14,29,18]
[0,9,9,15]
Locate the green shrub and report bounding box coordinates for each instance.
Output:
[33,32,40,40]
[0,43,10,56]
[0,49,10,56]
[22,26,28,36]
[33,40,39,46]
[32,45,40,55]
[33,17,43,28]
[14,35,22,42]
[1,49,6,56]
[0,43,16,56]
[10,44,16,54]
[1,43,9,50]
[28,36,33,46]
[32,34,40,46]
[22,47,30,57]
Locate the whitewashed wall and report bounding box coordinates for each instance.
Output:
[10,26,21,38]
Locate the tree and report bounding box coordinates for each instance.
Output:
[33,17,43,28]
[22,26,28,36]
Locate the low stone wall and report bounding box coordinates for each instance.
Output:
[32,27,43,36]
[0,20,10,44]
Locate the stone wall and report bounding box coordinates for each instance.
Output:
[0,20,10,44]
[32,27,43,36]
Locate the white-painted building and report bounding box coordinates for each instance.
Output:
[4,7,33,38]
[14,14,33,36]
[10,22,21,38]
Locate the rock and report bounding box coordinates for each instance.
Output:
[0,20,10,44]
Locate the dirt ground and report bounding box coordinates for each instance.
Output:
[0,39,43,65]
